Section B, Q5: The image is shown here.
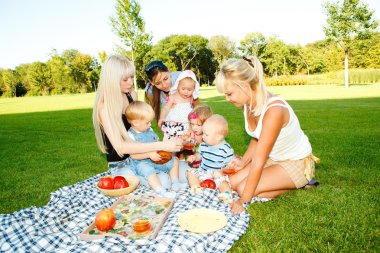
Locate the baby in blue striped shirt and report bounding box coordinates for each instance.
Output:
[186,114,234,199]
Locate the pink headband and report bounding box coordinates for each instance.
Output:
[188,113,198,120]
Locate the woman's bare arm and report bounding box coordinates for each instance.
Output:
[193,98,199,107]
[239,107,287,203]
[158,96,173,127]
[238,138,257,169]
[100,107,182,155]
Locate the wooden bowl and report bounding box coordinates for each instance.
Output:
[154,150,173,164]
[97,175,139,197]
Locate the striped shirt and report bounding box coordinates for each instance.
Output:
[198,140,234,171]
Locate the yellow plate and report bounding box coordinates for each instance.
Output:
[178,208,228,233]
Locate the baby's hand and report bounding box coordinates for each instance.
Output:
[229,156,243,170]
[150,152,162,162]
[187,155,195,163]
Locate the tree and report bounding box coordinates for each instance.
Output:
[323,0,379,88]
[27,62,52,95]
[349,32,380,68]
[261,37,290,76]
[70,53,94,93]
[47,55,73,94]
[98,51,108,64]
[239,32,267,58]
[1,69,17,97]
[60,50,95,93]
[208,35,236,66]
[147,35,217,84]
[14,64,30,96]
[110,0,152,91]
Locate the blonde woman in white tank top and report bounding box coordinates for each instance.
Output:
[215,56,319,215]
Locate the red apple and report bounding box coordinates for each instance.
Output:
[95,208,116,231]
[200,179,216,189]
[113,176,129,189]
[98,176,114,190]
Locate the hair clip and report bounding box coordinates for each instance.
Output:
[242,56,251,63]
[243,56,254,68]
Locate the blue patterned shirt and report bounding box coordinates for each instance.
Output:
[198,140,234,170]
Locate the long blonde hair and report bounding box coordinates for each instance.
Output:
[215,56,269,116]
[93,55,136,157]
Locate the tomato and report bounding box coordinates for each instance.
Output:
[95,208,116,231]
[113,176,129,189]
[98,176,114,189]
[200,179,216,189]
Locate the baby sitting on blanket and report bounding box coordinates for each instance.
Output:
[186,114,234,203]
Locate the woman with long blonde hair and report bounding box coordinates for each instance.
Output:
[215,56,319,215]
[93,55,182,178]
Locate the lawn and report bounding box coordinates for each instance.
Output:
[0,84,379,252]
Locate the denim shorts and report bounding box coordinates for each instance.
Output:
[108,158,136,176]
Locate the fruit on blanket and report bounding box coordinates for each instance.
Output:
[154,150,172,164]
[95,208,116,231]
[98,176,114,190]
[200,179,216,189]
[113,176,129,189]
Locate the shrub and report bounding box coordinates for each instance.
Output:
[265,75,307,86]
[337,69,380,84]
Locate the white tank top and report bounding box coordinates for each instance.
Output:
[244,97,312,161]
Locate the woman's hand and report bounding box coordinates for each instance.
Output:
[161,139,183,152]
[180,132,192,142]
[158,118,164,128]
[230,199,245,215]
[149,152,162,162]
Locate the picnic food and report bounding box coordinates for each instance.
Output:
[183,139,196,150]
[113,176,129,189]
[95,208,116,231]
[200,179,216,189]
[98,176,114,189]
[97,175,139,197]
[178,208,228,233]
[132,220,152,233]
[80,194,174,241]
[222,166,236,175]
[98,176,129,190]
[154,150,172,164]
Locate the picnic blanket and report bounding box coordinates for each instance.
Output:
[0,172,270,253]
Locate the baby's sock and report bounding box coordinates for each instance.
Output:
[155,186,176,199]
[171,178,188,191]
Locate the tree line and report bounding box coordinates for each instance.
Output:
[0,0,378,97]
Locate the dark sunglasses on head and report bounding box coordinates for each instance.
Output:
[144,60,167,73]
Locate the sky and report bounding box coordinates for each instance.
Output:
[0,0,379,69]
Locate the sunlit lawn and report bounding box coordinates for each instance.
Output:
[0,84,379,252]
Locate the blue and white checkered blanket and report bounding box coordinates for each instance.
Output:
[0,172,270,252]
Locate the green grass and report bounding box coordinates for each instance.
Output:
[1,84,379,252]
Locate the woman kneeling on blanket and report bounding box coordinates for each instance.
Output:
[93,55,184,188]
[214,56,319,215]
